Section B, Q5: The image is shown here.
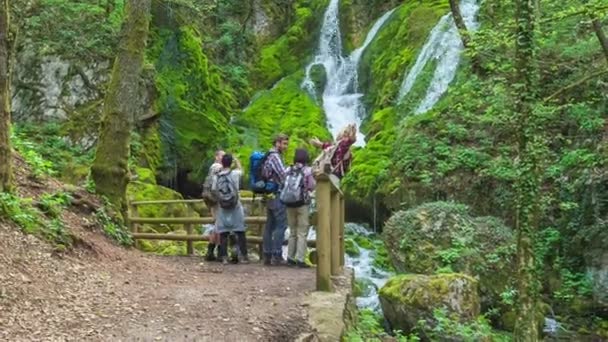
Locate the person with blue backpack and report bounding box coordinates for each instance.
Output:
[249,133,289,265]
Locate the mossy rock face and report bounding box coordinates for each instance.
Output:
[339,0,402,52]
[251,0,330,89]
[383,202,515,312]
[379,273,480,334]
[149,26,237,181]
[232,72,332,174]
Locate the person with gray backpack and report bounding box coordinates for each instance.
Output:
[281,148,316,268]
[202,150,224,261]
[212,153,249,264]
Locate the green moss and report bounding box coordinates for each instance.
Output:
[345,237,361,257]
[380,273,479,313]
[354,278,377,297]
[343,107,397,199]
[360,0,448,109]
[139,122,163,175]
[251,0,329,89]
[353,234,374,250]
[126,168,193,234]
[150,26,238,180]
[134,167,156,184]
[371,240,395,272]
[232,72,331,171]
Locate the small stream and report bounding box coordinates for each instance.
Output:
[344,223,393,312]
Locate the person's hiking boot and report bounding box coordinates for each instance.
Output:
[271,256,286,266]
[230,254,239,264]
[263,254,272,266]
[287,258,297,267]
[239,255,250,264]
[221,257,229,265]
[204,243,217,261]
[296,261,310,268]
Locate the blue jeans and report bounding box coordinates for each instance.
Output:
[263,197,287,257]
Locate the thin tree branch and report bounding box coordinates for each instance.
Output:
[544,69,608,101]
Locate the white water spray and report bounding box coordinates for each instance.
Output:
[303,0,395,146]
[398,0,480,113]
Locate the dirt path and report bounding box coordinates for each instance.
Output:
[0,223,315,342]
[1,156,316,341]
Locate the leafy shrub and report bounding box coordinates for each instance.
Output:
[95,205,133,246]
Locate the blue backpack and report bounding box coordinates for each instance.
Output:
[249,151,279,194]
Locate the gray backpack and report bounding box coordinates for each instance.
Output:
[280,166,307,207]
[215,171,238,209]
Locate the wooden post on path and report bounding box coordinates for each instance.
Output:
[128,199,140,250]
[185,205,194,256]
[339,195,345,267]
[330,188,341,275]
[315,174,332,292]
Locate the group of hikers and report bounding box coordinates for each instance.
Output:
[200,124,357,266]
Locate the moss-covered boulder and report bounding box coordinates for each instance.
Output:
[379,273,480,334]
[383,202,515,313]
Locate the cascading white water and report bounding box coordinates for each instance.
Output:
[398,0,480,113]
[344,223,393,312]
[302,0,395,146]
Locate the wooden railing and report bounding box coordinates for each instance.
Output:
[126,173,345,292]
[314,173,345,292]
[127,197,270,255]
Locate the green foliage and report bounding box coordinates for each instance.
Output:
[232,72,331,171]
[0,192,44,234]
[251,0,329,89]
[372,239,395,272]
[149,26,238,180]
[344,308,418,342]
[0,192,73,248]
[553,269,593,301]
[11,130,57,179]
[12,123,94,184]
[413,309,511,342]
[19,0,124,59]
[360,0,448,109]
[95,204,133,246]
[38,192,73,219]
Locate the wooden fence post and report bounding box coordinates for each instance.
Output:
[129,201,140,249]
[316,175,332,291]
[330,189,341,275]
[339,195,345,267]
[185,205,194,256]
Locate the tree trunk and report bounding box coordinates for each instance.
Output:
[449,0,483,73]
[513,0,541,340]
[449,0,470,49]
[591,16,608,64]
[0,0,10,192]
[91,0,151,218]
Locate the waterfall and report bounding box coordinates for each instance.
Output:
[397,0,480,114]
[344,223,393,312]
[302,0,395,147]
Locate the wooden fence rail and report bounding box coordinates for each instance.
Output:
[127,172,346,292]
